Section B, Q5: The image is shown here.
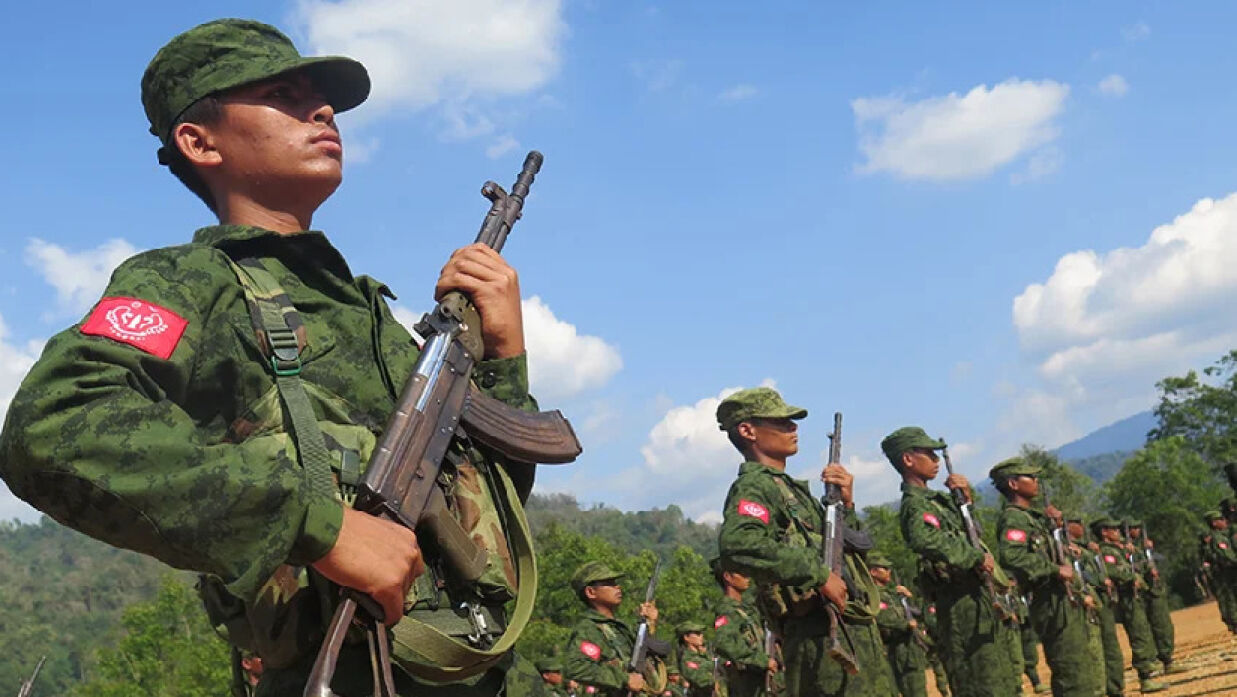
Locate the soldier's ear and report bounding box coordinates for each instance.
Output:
[172,121,223,168]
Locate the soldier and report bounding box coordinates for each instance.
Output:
[1069,518,1121,697]
[0,17,546,697]
[1126,522,1182,674]
[1201,511,1237,634]
[712,559,774,697]
[534,658,570,697]
[868,552,929,697]
[716,387,894,696]
[1096,519,1166,693]
[920,603,950,697]
[665,667,687,697]
[1011,591,1046,694]
[883,427,1015,697]
[563,562,660,697]
[990,458,1093,697]
[676,622,716,697]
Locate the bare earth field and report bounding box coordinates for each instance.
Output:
[925,601,1237,697]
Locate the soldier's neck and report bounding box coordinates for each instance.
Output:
[724,586,744,601]
[217,194,317,234]
[1008,494,1032,508]
[589,602,615,619]
[749,451,787,471]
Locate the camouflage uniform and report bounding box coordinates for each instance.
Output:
[870,553,928,697]
[0,20,539,697]
[1128,525,1177,671]
[885,428,1015,697]
[1201,512,1237,633]
[675,622,716,697]
[713,595,770,697]
[990,459,1091,697]
[716,388,894,697]
[1096,522,1163,689]
[921,604,950,697]
[530,658,569,697]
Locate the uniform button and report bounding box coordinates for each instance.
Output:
[480,370,498,388]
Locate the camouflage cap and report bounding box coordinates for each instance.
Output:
[1126,519,1143,528]
[570,561,624,594]
[880,427,946,466]
[988,457,1040,486]
[535,657,563,673]
[1205,510,1224,521]
[676,621,706,636]
[667,666,681,676]
[142,19,370,149]
[1093,516,1121,529]
[866,551,893,568]
[716,387,807,431]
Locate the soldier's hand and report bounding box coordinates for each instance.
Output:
[822,463,854,505]
[944,474,973,503]
[311,506,425,625]
[1083,595,1097,610]
[908,619,919,629]
[435,243,525,359]
[1057,565,1074,582]
[978,554,995,575]
[1087,542,1101,553]
[820,572,848,611]
[1104,579,1114,592]
[895,585,912,598]
[1044,504,1063,523]
[640,601,659,624]
[1150,568,1160,581]
[627,673,646,692]
[1068,543,1082,557]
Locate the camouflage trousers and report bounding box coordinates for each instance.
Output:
[1096,599,1123,697]
[1001,621,1021,695]
[1115,589,1159,678]
[1216,569,1237,630]
[885,635,927,697]
[781,614,895,697]
[1029,587,1093,697]
[722,667,767,697]
[1019,622,1040,683]
[1142,588,1175,665]
[932,585,1015,697]
[928,654,949,697]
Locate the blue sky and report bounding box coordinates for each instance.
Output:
[4,1,1237,523]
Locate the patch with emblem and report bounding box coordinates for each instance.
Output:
[1005,529,1027,543]
[737,499,770,524]
[715,615,729,629]
[580,641,601,660]
[586,687,595,694]
[1104,555,1116,563]
[686,661,699,670]
[81,297,188,360]
[879,601,888,610]
[922,512,941,528]
[1222,543,1229,550]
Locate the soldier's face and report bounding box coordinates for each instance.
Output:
[542,671,562,685]
[869,566,891,584]
[1102,527,1120,542]
[683,631,704,649]
[902,450,939,480]
[207,73,343,201]
[723,569,750,591]
[586,579,623,608]
[1067,522,1084,540]
[1213,519,1229,530]
[744,418,799,457]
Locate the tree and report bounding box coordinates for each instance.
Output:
[1151,349,1237,471]
[1020,445,1102,517]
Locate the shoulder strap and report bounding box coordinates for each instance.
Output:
[224,257,335,502]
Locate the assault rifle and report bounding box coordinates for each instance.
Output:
[1041,484,1077,605]
[941,443,1016,622]
[629,561,663,682]
[891,570,931,652]
[305,152,583,697]
[820,412,859,675]
[1121,521,1139,600]
[763,629,779,692]
[16,656,44,697]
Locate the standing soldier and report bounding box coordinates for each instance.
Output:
[0,17,553,697]
[990,458,1093,697]
[534,658,570,697]
[1126,522,1183,675]
[1096,519,1166,693]
[716,387,894,696]
[868,553,929,697]
[1069,518,1121,697]
[665,667,687,697]
[712,559,775,697]
[1011,589,1046,694]
[676,622,716,697]
[563,562,661,697]
[883,427,1015,697]
[1201,511,1237,635]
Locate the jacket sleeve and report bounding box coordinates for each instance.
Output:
[712,618,766,672]
[718,476,829,588]
[996,510,1056,588]
[900,495,984,571]
[0,247,343,603]
[563,623,627,692]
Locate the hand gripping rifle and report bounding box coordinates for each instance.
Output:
[820,413,860,675]
[891,570,931,652]
[305,152,583,697]
[628,562,663,694]
[1041,484,1077,605]
[763,629,779,693]
[940,443,1016,623]
[1121,521,1139,600]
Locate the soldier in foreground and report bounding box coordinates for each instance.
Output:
[884,427,1014,697]
[990,458,1092,697]
[867,553,928,697]
[563,561,660,696]
[1201,511,1237,634]
[716,387,893,696]
[1126,522,1182,674]
[1096,519,1166,693]
[676,621,716,697]
[711,558,775,697]
[0,17,552,697]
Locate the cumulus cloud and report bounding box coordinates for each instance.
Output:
[718,84,758,102]
[25,238,137,315]
[522,296,622,401]
[1097,74,1129,98]
[1122,21,1150,42]
[296,0,565,144]
[1009,192,1237,440]
[852,79,1069,181]
[486,135,520,159]
[0,313,44,523]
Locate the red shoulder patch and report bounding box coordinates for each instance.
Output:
[1005,529,1028,543]
[1104,554,1117,563]
[928,606,936,614]
[586,687,596,694]
[879,601,888,610]
[1221,542,1230,550]
[715,615,729,629]
[737,499,770,524]
[579,641,601,660]
[922,512,941,528]
[686,661,699,670]
[81,297,188,360]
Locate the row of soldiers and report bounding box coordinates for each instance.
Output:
[528,387,1237,697]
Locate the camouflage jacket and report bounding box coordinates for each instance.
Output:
[563,609,638,696]
[712,595,767,676]
[0,225,536,603]
[898,482,986,588]
[994,502,1059,591]
[1097,541,1140,588]
[1200,529,1237,569]
[677,645,715,690]
[874,585,913,641]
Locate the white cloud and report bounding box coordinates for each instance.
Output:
[1010,146,1063,185]
[486,135,520,160]
[1122,21,1150,42]
[852,79,1069,181]
[24,238,137,315]
[631,59,683,93]
[522,296,622,401]
[718,84,758,102]
[1008,192,1237,444]
[0,313,44,523]
[1097,74,1129,98]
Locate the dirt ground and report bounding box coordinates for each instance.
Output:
[924,600,1237,696]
